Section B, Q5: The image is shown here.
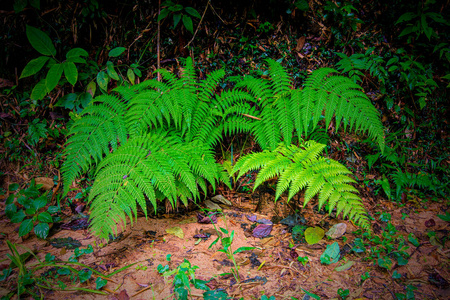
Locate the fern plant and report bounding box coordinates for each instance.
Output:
[62,58,384,238]
[234,59,385,151]
[62,58,252,239]
[229,59,385,229]
[233,141,370,229]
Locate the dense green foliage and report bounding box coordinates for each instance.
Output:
[62,58,383,238]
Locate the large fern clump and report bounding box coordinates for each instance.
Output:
[62,58,384,239]
[62,58,251,239]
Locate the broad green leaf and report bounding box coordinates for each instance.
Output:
[134,68,142,77]
[157,8,169,21]
[106,61,120,80]
[9,183,19,191]
[26,25,56,56]
[19,219,34,237]
[108,47,126,57]
[31,79,48,100]
[165,226,184,238]
[78,269,92,283]
[38,212,52,223]
[95,277,107,290]
[320,242,340,264]
[78,92,93,108]
[305,226,325,244]
[63,61,78,86]
[26,207,37,215]
[5,204,17,219]
[408,233,419,247]
[185,7,201,18]
[29,0,40,9]
[33,197,47,210]
[173,13,182,28]
[47,206,59,214]
[169,4,183,12]
[10,210,26,223]
[377,257,392,270]
[203,289,229,299]
[66,48,88,59]
[437,211,450,222]
[46,63,63,91]
[86,81,96,97]
[34,222,49,239]
[14,0,27,12]
[182,15,194,34]
[295,0,309,11]
[66,56,86,64]
[395,12,415,24]
[127,68,135,84]
[96,71,109,91]
[20,56,49,78]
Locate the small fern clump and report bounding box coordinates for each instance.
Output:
[233,141,370,229]
[62,58,384,239]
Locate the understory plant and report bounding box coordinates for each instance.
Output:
[61,57,385,239]
[5,181,60,239]
[0,241,110,299]
[207,211,255,283]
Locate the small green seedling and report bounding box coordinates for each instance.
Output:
[297,256,309,266]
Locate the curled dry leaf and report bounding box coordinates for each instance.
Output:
[425,218,435,227]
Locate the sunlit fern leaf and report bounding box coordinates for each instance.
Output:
[233,141,370,229]
[302,68,385,151]
[267,59,291,94]
[236,76,273,103]
[62,94,128,195]
[198,68,226,103]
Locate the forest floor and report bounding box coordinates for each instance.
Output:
[0,173,449,299]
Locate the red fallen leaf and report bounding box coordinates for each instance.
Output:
[117,290,129,300]
[290,248,298,259]
[197,212,217,224]
[425,219,435,227]
[252,224,272,238]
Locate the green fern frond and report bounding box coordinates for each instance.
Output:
[198,68,226,102]
[236,76,273,102]
[234,141,370,229]
[62,94,128,194]
[88,130,225,238]
[303,68,385,151]
[236,61,385,152]
[266,59,291,94]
